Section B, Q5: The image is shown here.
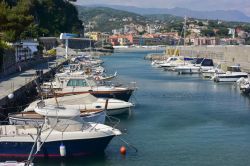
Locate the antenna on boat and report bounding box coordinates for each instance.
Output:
[50,82,59,107]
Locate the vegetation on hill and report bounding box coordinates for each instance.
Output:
[77,6,146,32]
[0,0,83,42]
[77,6,250,39]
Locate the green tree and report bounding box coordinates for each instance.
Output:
[216,27,229,37]
[0,0,83,42]
[201,28,215,37]
[0,0,34,41]
[198,21,203,26]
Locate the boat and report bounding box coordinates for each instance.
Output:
[151,60,165,68]
[0,104,121,158]
[0,161,33,166]
[213,65,248,82]
[174,58,214,74]
[24,94,134,116]
[55,70,117,82]
[201,64,226,79]
[94,72,117,81]
[40,76,135,101]
[236,77,250,95]
[160,56,193,70]
[8,109,106,125]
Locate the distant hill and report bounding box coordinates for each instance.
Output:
[76,5,250,35]
[86,5,250,23]
[77,6,147,32]
[77,6,184,33]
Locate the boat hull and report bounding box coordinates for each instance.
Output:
[214,75,248,82]
[107,107,131,116]
[175,68,200,74]
[55,89,134,102]
[0,135,114,158]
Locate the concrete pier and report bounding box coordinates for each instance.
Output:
[146,45,250,72]
[0,58,67,117]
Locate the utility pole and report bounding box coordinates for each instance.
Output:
[89,22,92,51]
[184,16,187,46]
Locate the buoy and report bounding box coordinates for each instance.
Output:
[120,146,126,155]
[59,143,66,157]
[8,93,14,99]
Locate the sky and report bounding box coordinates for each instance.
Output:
[74,0,250,16]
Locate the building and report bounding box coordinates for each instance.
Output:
[118,37,130,46]
[67,38,95,49]
[109,36,120,46]
[88,32,102,41]
[13,41,39,62]
[146,24,156,34]
[220,38,245,45]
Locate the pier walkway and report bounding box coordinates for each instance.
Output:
[0,58,66,102]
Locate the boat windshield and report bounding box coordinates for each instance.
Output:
[66,79,88,87]
[227,66,241,72]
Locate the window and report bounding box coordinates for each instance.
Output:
[67,79,87,87]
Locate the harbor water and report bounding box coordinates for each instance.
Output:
[37,50,250,165]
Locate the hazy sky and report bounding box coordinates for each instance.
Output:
[74,0,250,16]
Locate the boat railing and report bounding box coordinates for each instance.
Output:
[129,81,137,90]
[105,115,120,129]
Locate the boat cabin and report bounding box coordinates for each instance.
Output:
[227,66,242,72]
[191,58,214,66]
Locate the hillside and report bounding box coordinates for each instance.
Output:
[77,6,185,33]
[76,6,250,35]
[77,6,147,32]
[87,5,250,23]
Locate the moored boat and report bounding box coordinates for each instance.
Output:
[26,94,134,116]
[174,58,214,74]
[236,77,250,95]
[8,109,106,125]
[0,105,121,158]
[213,65,248,82]
[41,76,135,101]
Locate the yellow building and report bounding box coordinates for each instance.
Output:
[88,32,109,42]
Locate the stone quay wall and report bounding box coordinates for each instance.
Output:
[166,45,250,72]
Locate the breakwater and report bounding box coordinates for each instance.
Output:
[146,45,250,72]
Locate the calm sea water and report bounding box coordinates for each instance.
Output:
[37,50,250,166]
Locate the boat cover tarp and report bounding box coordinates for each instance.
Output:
[24,94,98,112]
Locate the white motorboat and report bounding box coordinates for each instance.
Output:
[202,64,226,79]
[174,58,214,74]
[213,65,248,82]
[9,108,106,125]
[151,60,165,68]
[236,77,250,95]
[0,105,121,158]
[159,56,185,69]
[41,76,135,101]
[0,161,33,166]
[24,94,134,116]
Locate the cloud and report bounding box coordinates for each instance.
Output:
[74,0,250,16]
